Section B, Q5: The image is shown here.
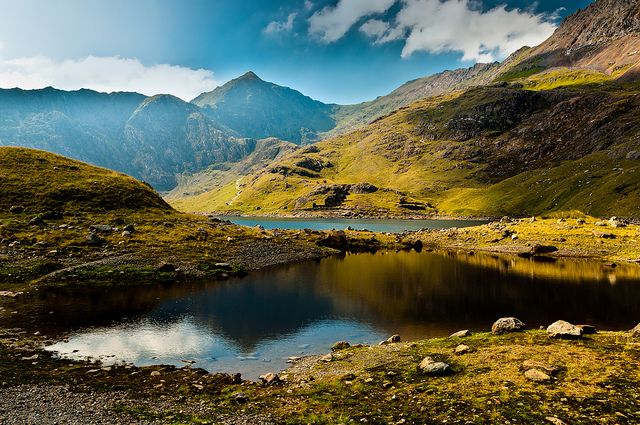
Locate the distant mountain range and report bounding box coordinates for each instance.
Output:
[2,0,640,219]
[172,0,640,218]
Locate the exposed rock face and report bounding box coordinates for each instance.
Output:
[492,317,526,334]
[540,0,640,55]
[547,320,584,339]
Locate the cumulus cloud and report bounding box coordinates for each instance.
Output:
[0,55,218,100]
[390,0,557,61]
[309,0,397,43]
[265,12,298,34]
[359,19,391,41]
[320,0,557,62]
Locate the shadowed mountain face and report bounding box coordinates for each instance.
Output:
[0,88,256,190]
[192,72,337,145]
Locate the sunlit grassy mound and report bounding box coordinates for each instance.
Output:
[0,147,172,214]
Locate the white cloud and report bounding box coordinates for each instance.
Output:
[309,0,397,43]
[0,55,218,100]
[316,0,556,62]
[305,0,314,11]
[265,12,298,34]
[359,19,390,41]
[390,0,557,61]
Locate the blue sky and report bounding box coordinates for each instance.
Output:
[0,0,593,104]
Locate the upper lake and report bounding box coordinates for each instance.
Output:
[218,216,488,233]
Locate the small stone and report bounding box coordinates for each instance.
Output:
[232,392,248,403]
[121,231,132,237]
[418,357,453,376]
[531,245,558,255]
[123,224,135,233]
[593,231,615,239]
[259,372,281,386]
[331,341,350,351]
[524,369,551,382]
[545,416,568,425]
[576,218,586,225]
[454,344,471,355]
[547,320,583,339]
[192,384,204,390]
[318,353,333,362]
[449,330,471,338]
[89,224,112,233]
[150,371,161,377]
[491,317,526,334]
[379,334,401,345]
[594,221,607,227]
[9,205,24,214]
[86,233,105,246]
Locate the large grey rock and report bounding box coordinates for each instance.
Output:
[379,335,401,345]
[259,373,281,386]
[492,317,526,334]
[547,320,583,339]
[89,224,112,233]
[631,323,640,338]
[418,357,453,376]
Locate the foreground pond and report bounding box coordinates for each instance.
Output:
[219,216,488,233]
[8,250,640,379]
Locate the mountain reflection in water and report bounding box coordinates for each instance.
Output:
[7,250,639,379]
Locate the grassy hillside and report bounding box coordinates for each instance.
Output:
[0,147,171,214]
[171,75,640,218]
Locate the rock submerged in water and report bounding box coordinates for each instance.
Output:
[492,317,526,334]
[418,357,453,376]
[547,320,583,339]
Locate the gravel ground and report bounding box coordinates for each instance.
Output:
[0,384,275,425]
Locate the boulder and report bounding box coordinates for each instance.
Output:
[631,323,640,338]
[593,231,615,239]
[491,317,526,334]
[547,320,583,339]
[317,230,348,251]
[123,224,135,233]
[318,353,334,363]
[594,221,607,227]
[524,369,551,382]
[545,417,568,425]
[121,231,132,238]
[418,357,453,376]
[331,341,350,351]
[609,217,627,228]
[9,205,24,214]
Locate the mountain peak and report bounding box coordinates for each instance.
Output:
[238,71,261,81]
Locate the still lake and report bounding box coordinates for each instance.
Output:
[219,216,488,232]
[9,250,640,380]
